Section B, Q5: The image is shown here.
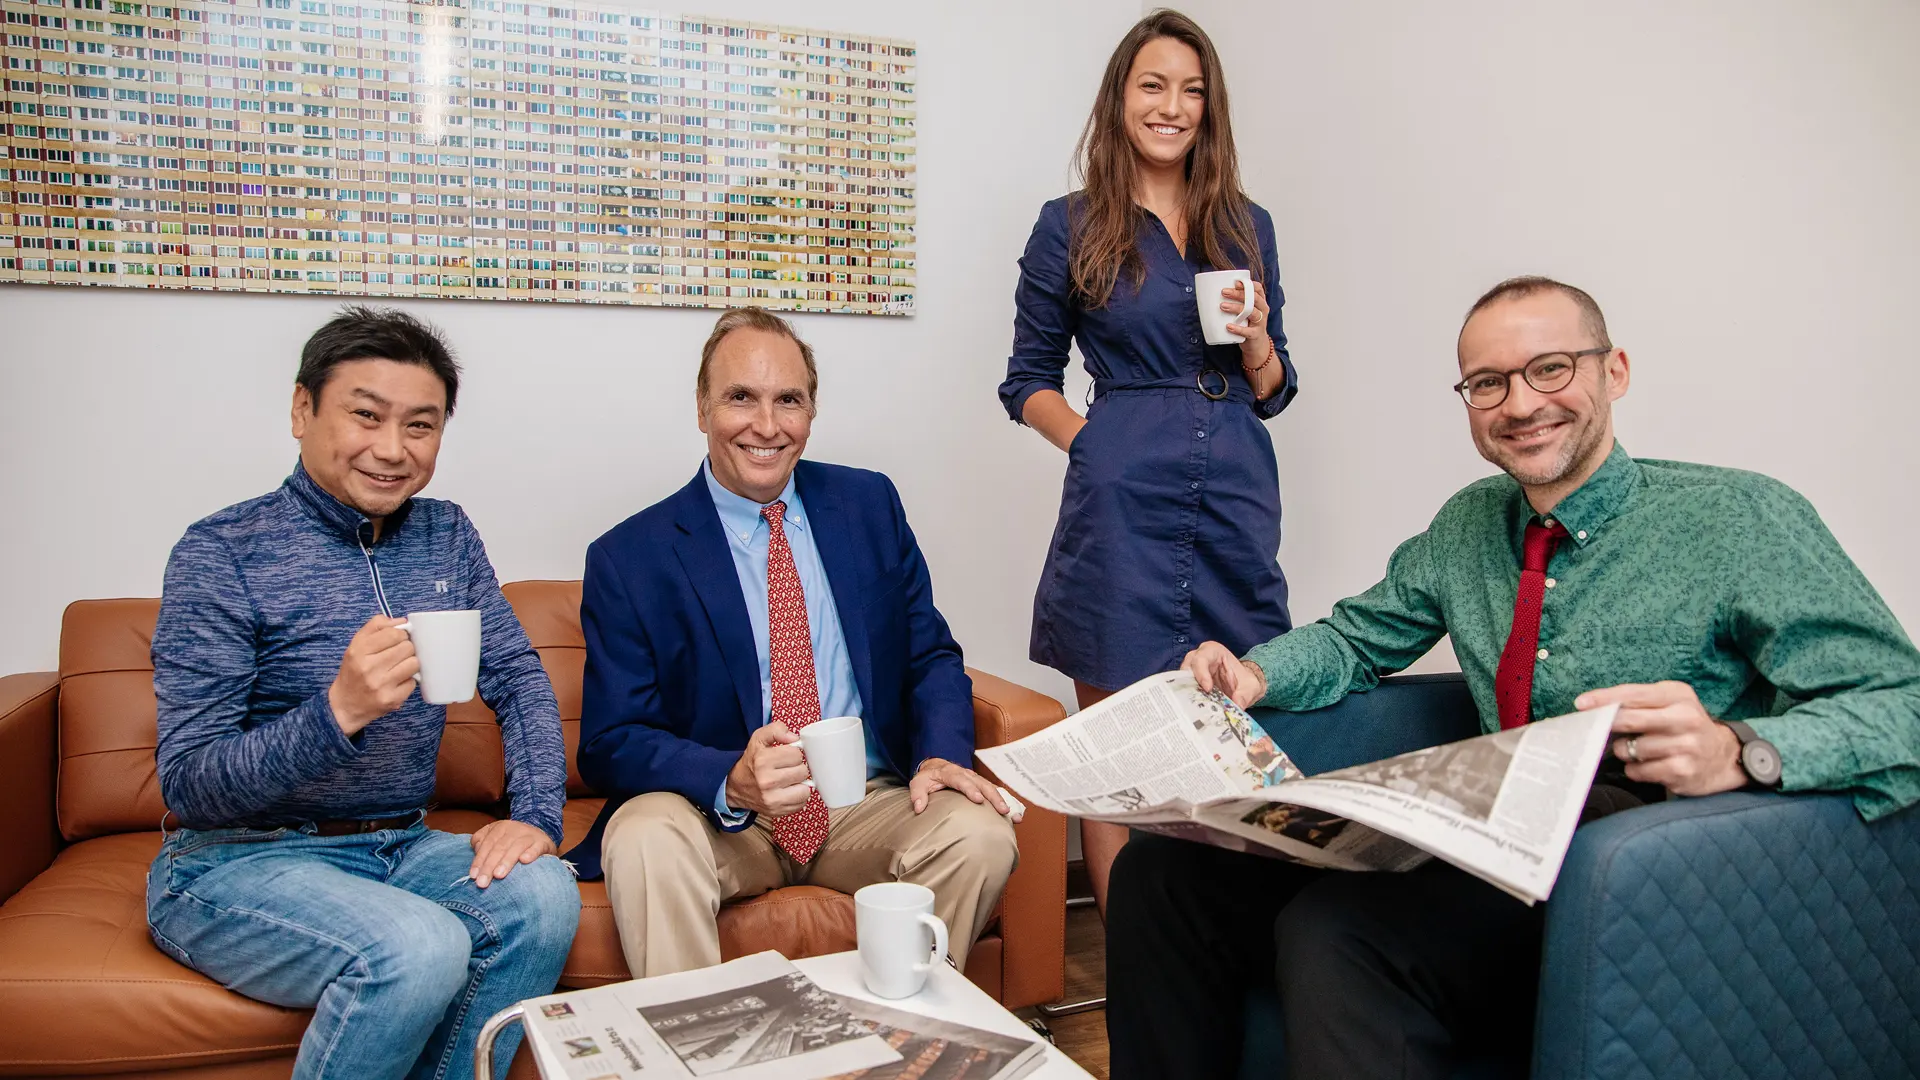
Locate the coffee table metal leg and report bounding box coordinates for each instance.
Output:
[474,1004,527,1080]
[1038,995,1106,1017]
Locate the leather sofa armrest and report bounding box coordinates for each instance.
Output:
[965,666,1068,1010]
[967,666,1068,752]
[0,672,61,904]
[1253,672,1481,775]
[1534,792,1920,1079]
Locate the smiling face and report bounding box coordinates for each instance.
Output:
[1457,290,1630,509]
[698,327,815,505]
[1122,35,1205,174]
[291,357,447,526]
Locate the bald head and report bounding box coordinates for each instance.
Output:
[1459,276,1611,357]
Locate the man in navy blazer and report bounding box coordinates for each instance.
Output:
[570,307,1019,978]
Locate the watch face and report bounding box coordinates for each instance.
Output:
[1741,739,1783,786]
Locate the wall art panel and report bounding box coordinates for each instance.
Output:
[0,0,916,313]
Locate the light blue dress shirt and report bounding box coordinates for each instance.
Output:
[705,460,888,821]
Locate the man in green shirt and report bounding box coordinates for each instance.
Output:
[1105,276,1920,1080]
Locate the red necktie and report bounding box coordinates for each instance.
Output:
[763,502,829,863]
[1495,520,1568,730]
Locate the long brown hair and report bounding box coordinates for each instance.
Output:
[1069,9,1261,309]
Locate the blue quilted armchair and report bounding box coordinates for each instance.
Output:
[1235,673,1920,1079]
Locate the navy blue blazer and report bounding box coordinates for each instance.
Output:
[564,460,975,879]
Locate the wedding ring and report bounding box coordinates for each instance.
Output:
[1625,735,1642,763]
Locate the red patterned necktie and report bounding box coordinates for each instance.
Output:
[1495,520,1569,730]
[762,501,829,863]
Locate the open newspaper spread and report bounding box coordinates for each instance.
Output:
[975,672,1617,903]
[520,952,903,1080]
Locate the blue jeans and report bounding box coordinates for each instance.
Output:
[146,815,581,1080]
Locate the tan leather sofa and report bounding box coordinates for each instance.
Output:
[0,581,1069,1077]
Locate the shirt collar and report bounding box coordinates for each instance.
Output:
[703,458,805,545]
[284,459,413,544]
[1515,441,1640,549]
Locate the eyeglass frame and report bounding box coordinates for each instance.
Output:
[1452,347,1612,410]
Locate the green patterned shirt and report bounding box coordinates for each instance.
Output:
[1247,443,1920,820]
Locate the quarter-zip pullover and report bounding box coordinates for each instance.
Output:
[152,461,567,841]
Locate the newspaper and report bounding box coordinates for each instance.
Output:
[520,951,903,1080]
[976,672,1617,903]
[823,997,1047,1080]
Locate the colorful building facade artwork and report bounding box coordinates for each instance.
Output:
[0,0,916,313]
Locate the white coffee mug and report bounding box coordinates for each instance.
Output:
[855,881,950,999]
[395,610,481,705]
[800,714,867,809]
[1194,267,1256,346]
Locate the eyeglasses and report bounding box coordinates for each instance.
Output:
[1453,347,1611,410]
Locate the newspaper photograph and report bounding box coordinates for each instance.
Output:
[521,952,902,1080]
[824,996,1047,1080]
[977,672,1618,903]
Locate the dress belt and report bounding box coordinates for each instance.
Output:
[307,812,420,836]
[1093,372,1255,404]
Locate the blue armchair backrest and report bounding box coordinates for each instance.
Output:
[1251,672,1483,776]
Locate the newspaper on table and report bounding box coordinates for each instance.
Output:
[823,996,1048,1080]
[975,671,1618,904]
[520,951,902,1080]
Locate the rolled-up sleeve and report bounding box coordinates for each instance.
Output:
[999,198,1079,424]
[1251,207,1298,421]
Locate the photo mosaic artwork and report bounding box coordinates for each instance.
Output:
[0,0,917,313]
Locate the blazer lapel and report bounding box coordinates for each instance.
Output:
[797,464,876,716]
[670,471,762,736]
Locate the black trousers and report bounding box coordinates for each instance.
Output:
[1106,833,1546,1080]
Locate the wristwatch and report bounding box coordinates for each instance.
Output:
[1721,720,1783,788]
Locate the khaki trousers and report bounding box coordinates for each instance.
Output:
[600,777,1019,978]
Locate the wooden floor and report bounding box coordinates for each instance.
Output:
[1014,877,1110,1077]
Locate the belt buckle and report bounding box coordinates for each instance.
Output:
[1196,369,1229,401]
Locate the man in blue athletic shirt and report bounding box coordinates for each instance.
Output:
[146,306,579,1080]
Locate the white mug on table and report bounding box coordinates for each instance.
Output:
[855,881,950,999]
[1194,268,1256,346]
[394,610,481,705]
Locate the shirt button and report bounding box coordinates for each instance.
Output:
[1184,286,1194,293]
[1542,517,1554,527]
[1577,530,1589,540]
[1188,481,1200,490]
[1195,430,1207,439]
[1536,648,1550,660]
[1545,578,1557,588]
[1178,580,1188,589]
[1175,635,1188,644]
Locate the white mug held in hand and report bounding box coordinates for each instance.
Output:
[855,882,950,999]
[394,610,481,705]
[1194,268,1256,346]
[799,714,867,809]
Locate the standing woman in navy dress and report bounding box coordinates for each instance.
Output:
[999,9,1296,916]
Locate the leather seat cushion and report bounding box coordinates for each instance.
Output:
[0,811,495,1074]
[554,797,1000,989]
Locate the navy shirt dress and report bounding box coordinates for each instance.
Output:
[999,195,1299,691]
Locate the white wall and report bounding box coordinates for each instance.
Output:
[1184,0,1920,659]
[7,0,1919,689]
[0,0,1135,686]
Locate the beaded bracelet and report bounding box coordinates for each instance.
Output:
[1243,335,1277,376]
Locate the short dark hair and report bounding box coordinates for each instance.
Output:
[696,306,819,406]
[296,305,463,416]
[1463,276,1612,350]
